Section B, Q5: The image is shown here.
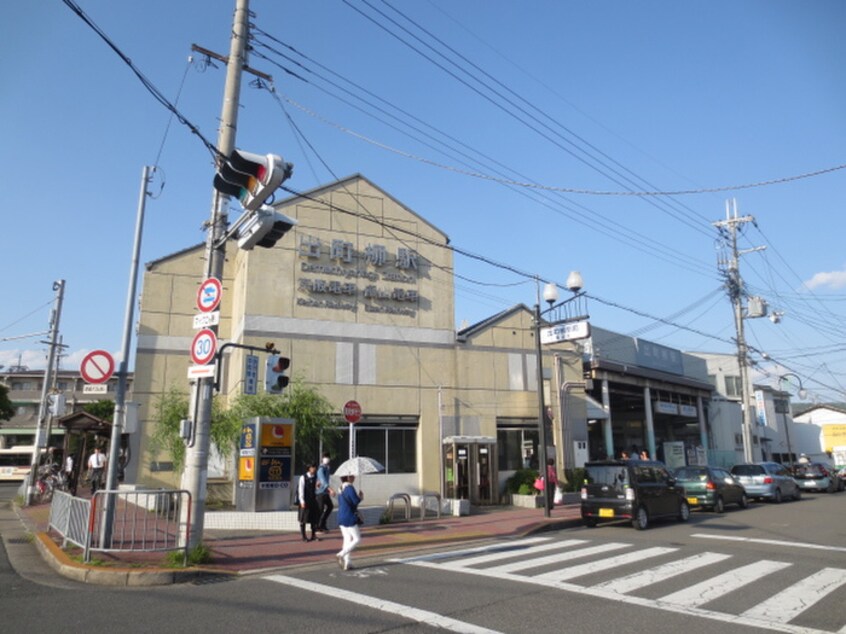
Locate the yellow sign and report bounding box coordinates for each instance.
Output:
[822,425,846,452]
[261,422,293,448]
[238,456,254,481]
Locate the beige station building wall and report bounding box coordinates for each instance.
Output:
[132,175,583,502]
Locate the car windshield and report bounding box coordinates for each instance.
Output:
[675,467,708,482]
[585,465,629,487]
[731,465,764,476]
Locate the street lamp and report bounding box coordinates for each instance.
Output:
[534,271,588,518]
[778,373,806,466]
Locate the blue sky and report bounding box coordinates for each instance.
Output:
[2,1,845,401]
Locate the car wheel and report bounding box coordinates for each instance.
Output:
[632,506,649,530]
[773,488,782,504]
[739,493,749,509]
[583,517,598,528]
[713,496,725,514]
[678,500,690,522]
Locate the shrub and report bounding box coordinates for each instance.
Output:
[505,468,539,494]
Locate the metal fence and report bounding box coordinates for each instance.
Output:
[49,489,191,563]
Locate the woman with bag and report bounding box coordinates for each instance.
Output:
[336,475,363,571]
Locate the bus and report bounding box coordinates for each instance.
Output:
[0,447,38,482]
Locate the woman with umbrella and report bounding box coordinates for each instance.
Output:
[336,474,363,571]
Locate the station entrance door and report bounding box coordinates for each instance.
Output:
[443,436,498,505]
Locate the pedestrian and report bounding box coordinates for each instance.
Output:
[315,452,335,532]
[336,475,363,571]
[64,453,76,494]
[297,463,320,542]
[640,450,649,460]
[544,458,558,512]
[87,447,106,495]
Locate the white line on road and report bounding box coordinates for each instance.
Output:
[264,574,505,634]
[534,546,677,583]
[692,533,846,553]
[391,536,551,564]
[658,559,792,608]
[742,567,846,623]
[441,539,589,569]
[593,552,732,595]
[484,542,630,575]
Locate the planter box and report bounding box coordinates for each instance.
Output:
[441,498,470,516]
[510,493,544,508]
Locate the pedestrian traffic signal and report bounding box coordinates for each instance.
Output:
[213,150,293,211]
[237,206,298,250]
[265,354,290,394]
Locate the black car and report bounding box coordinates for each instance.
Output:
[581,460,690,530]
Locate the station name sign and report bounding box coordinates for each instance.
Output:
[540,319,590,345]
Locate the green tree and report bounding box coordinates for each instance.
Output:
[0,384,14,421]
[83,399,115,421]
[153,377,338,473]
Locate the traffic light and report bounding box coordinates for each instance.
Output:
[265,354,290,394]
[213,150,293,211]
[237,206,298,250]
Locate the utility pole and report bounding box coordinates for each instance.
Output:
[26,279,65,505]
[714,200,765,463]
[182,0,249,549]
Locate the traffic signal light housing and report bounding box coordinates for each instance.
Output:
[213,150,293,211]
[265,354,290,394]
[237,206,298,250]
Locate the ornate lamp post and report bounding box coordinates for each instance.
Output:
[534,271,588,517]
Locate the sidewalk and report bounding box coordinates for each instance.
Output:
[12,501,582,585]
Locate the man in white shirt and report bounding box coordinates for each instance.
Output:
[87,447,106,495]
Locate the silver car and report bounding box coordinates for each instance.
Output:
[730,462,801,503]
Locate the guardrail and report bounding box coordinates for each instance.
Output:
[49,489,191,564]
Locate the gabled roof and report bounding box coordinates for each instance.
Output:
[275,173,450,243]
[792,402,846,418]
[145,242,204,270]
[457,304,532,340]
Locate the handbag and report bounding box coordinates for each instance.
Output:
[354,511,364,525]
[533,476,545,491]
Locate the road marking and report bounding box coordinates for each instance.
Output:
[594,552,731,594]
[264,574,504,634]
[659,560,792,608]
[692,533,846,554]
[391,536,551,564]
[534,546,677,583]
[442,539,589,569]
[742,567,846,623]
[485,542,630,575]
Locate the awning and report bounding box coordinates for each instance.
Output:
[585,394,609,420]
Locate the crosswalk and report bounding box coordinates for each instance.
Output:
[393,537,846,634]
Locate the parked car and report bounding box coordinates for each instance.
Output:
[581,460,690,530]
[729,462,801,503]
[791,463,843,493]
[673,466,749,512]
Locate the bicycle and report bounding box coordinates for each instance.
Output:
[34,463,64,502]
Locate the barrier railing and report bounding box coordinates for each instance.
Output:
[418,493,442,520]
[50,489,191,564]
[385,493,411,522]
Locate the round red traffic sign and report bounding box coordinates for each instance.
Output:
[343,400,362,424]
[191,329,218,365]
[80,350,115,384]
[197,278,222,313]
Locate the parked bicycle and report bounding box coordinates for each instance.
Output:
[34,463,66,502]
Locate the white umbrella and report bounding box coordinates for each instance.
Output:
[334,456,385,476]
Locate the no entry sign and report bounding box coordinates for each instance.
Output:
[343,400,362,424]
[197,278,222,313]
[191,329,218,365]
[80,350,115,384]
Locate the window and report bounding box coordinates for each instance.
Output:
[322,420,417,474]
[497,422,538,471]
[725,375,742,397]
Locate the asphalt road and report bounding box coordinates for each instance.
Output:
[2,483,845,633]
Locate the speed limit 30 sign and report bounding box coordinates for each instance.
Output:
[191,329,218,365]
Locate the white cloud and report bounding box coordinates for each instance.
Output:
[803,269,846,290]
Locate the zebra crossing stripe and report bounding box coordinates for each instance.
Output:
[594,552,731,594]
[391,537,551,564]
[534,546,677,583]
[442,539,589,569]
[659,560,792,608]
[485,542,630,575]
[742,567,846,623]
